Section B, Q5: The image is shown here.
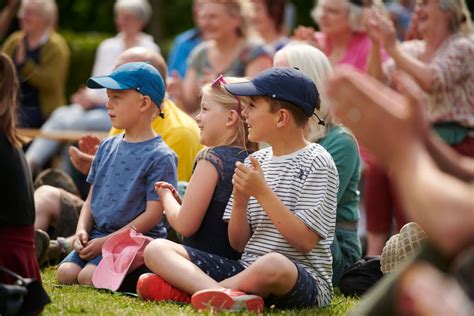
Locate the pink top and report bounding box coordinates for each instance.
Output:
[383,34,474,127]
[315,32,373,72]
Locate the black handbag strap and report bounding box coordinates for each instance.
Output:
[0,267,26,284]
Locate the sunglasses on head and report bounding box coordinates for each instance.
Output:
[211,74,242,115]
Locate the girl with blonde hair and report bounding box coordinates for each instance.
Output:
[137,76,254,303]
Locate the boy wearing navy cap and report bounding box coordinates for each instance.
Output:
[56,62,178,286]
[140,67,338,311]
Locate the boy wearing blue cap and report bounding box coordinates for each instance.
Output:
[56,62,178,286]
[140,67,338,311]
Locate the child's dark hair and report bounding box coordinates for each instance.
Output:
[266,97,309,127]
[0,53,23,147]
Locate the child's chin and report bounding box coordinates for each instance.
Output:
[112,123,124,130]
[248,134,260,143]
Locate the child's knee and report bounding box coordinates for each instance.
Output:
[144,238,171,263]
[253,253,295,281]
[77,265,96,285]
[56,263,81,285]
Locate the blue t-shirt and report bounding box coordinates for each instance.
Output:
[167,28,202,78]
[182,146,249,260]
[87,133,178,238]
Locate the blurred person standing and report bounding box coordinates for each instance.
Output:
[2,0,69,128]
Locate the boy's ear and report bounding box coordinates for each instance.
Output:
[140,95,153,112]
[225,109,239,127]
[276,109,290,128]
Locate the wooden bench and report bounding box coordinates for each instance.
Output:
[18,128,109,143]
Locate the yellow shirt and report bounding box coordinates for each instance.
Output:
[110,98,202,181]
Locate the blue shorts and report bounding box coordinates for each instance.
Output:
[184,246,319,309]
[59,229,106,268]
[61,250,102,268]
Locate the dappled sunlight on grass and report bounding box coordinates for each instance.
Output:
[41,266,358,315]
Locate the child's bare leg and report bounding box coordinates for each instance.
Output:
[144,239,223,294]
[34,185,61,231]
[57,262,81,285]
[77,264,96,285]
[220,253,298,297]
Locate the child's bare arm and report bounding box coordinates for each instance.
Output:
[227,188,251,252]
[124,200,164,234]
[234,157,320,254]
[75,187,94,246]
[156,159,219,237]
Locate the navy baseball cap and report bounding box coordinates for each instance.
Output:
[224,67,320,117]
[86,62,165,108]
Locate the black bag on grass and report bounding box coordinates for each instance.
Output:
[338,256,383,297]
[0,266,51,315]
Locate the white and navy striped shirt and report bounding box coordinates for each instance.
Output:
[224,143,338,307]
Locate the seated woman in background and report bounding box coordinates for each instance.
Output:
[2,0,70,128]
[364,0,473,254]
[169,0,272,116]
[250,0,289,53]
[273,42,362,286]
[293,0,382,71]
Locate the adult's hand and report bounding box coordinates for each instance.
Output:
[326,66,425,168]
[69,135,100,175]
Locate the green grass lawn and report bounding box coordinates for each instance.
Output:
[41,266,359,315]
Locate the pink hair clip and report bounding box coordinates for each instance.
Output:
[211,74,242,115]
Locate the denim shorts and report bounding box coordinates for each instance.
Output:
[184,246,319,309]
[60,229,106,268]
[61,249,102,268]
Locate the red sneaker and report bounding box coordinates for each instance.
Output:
[191,288,264,312]
[136,273,190,303]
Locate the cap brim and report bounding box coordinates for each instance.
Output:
[86,76,129,90]
[224,81,261,97]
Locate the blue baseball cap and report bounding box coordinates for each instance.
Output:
[86,62,165,108]
[224,67,320,117]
